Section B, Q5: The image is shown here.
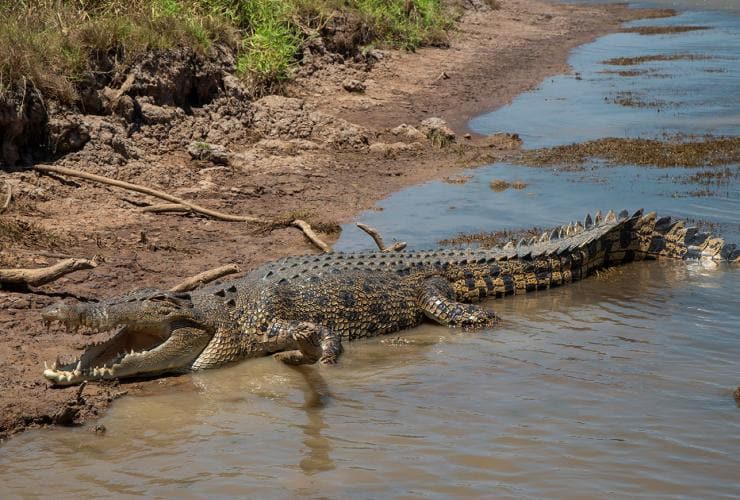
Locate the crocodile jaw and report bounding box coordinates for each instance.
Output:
[43,326,172,386]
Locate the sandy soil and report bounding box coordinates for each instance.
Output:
[0,0,670,441]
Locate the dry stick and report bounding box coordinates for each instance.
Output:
[292,219,333,253]
[32,164,265,223]
[0,258,99,287]
[356,223,407,252]
[0,181,11,214]
[169,264,241,293]
[33,165,336,253]
[142,203,193,214]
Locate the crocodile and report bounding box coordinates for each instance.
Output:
[41,209,737,385]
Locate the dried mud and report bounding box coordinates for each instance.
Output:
[0,0,672,441]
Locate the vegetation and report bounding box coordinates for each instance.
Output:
[0,0,454,103]
[519,136,740,168]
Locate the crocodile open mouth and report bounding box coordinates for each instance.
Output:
[42,324,172,385]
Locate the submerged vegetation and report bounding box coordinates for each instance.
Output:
[622,25,709,36]
[518,136,740,168]
[602,53,711,66]
[0,0,453,103]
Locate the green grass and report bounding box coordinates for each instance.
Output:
[0,0,454,104]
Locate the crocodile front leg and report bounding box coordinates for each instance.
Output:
[271,320,325,365]
[418,276,499,328]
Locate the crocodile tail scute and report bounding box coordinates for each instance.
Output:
[607,210,738,262]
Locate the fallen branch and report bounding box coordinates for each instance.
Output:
[169,264,241,293]
[33,164,265,223]
[1,181,11,214]
[0,258,99,287]
[356,223,407,252]
[292,219,332,253]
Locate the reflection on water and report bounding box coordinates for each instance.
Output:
[1,3,739,498]
[293,366,335,475]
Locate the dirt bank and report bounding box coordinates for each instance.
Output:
[0,0,670,441]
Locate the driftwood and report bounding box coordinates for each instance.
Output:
[33,164,265,223]
[169,264,241,293]
[1,181,11,214]
[356,223,407,252]
[0,258,99,287]
[292,219,333,253]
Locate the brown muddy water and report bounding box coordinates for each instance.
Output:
[2,3,740,499]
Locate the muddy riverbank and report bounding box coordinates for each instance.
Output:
[0,0,671,440]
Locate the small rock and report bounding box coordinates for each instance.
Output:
[464,133,472,140]
[368,142,414,156]
[419,117,456,146]
[187,142,230,165]
[342,79,366,93]
[390,124,427,142]
[139,103,179,125]
[93,424,106,434]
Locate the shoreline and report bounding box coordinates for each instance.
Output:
[0,0,673,441]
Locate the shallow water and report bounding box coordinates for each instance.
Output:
[2,4,739,499]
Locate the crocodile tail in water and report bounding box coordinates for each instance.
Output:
[255,208,738,284]
[600,209,738,263]
[492,208,738,264]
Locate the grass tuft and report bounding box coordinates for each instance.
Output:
[1,0,454,104]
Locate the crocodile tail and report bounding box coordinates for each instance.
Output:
[603,209,739,263]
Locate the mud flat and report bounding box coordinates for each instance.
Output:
[0,0,672,440]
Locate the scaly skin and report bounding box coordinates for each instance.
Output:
[41,209,738,385]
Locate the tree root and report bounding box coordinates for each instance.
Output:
[0,257,100,288]
[170,264,241,293]
[356,223,407,252]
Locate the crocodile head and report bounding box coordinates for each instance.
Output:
[41,289,210,385]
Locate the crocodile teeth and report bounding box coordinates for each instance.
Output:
[549,228,559,240]
[605,210,617,223]
[574,221,584,234]
[54,356,61,370]
[618,209,629,220]
[540,231,549,242]
[594,210,603,225]
[584,213,593,229]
